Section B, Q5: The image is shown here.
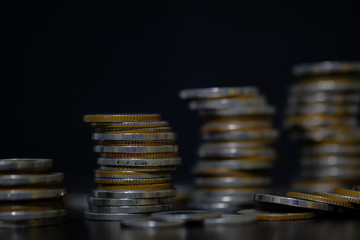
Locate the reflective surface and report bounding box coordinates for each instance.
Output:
[1,211,360,240]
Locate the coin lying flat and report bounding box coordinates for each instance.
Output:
[92,189,176,199]
[0,173,63,186]
[285,192,354,209]
[89,204,173,214]
[0,189,66,201]
[237,209,316,221]
[180,87,260,99]
[0,210,67,221]
[122,218,184,228]
[204,214,257,225]
[97,157,181,167]
[93,145,178,153]
[92,132,176,141]
[83,114,162,122]
[88,196,172,206]
[0,158,53,173]
[152,210,220,222]
[84,211,147,221]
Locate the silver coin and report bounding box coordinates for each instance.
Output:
[199,141,270,149]
[193,194,253,204]
[93,145,178,153]
[288,93,360,104]
[285,117,358,129]
[286,104,359,115]
[0,189,66,201]
[89,204,172,214]
[202,129,278,141]
[188,202,241,212]
[0,158,53,172]
[195,177,271,187]
[121,218,184,228]
[88,196,172,206]
[0,209,67,221]
[0,217,65,228]
[94,177,172,185]
[300,166,360,179]
[193,188,269,197]
[94,127,173,133]
[301,156,360,167]
[0,173,63,186]
[97,157,181,167]
[98,166,178,172]
[195,159,274,170]
[93,189,176,199]
[253,193,335,212]
[95,171,171,179]
[92,132,176,141]
[292,61,360,77]
[198,147,275,158]
[90,121,169,127]
[202,120,272,132]
[199,105,275,116]
[290,81,360,93]
[180,87,259,99]
[297,128,360,141]
[301,143,360,155]
[84,211,148,221]
[204,215,257,225]
[152,210,220,222]
[189,98,266,110]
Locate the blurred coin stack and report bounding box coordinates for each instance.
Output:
[83,114,181,221]
[0,158,66,228]
[285,61,360,192]
[180,87,278,212]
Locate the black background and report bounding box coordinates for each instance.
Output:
[1,1,360,193]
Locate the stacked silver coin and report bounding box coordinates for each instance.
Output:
[180,87,278,212]
[83,114,181,221]
[285,61,360,192]
[0,158,66,228]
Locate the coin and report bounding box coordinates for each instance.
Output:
[97,157,181,167]
[92,189,176,199]
[204,214,257,225]
[83,114,162,122]
[152,210,220,222]
[121,218,184,228]
[93,145,178,153]
[253,193,335,212]
[0,173,63,186]
[0,158,52,173]
[88,196,172,206]
[89,204,173,214]
[92,132,176,141]
[84,211,147,221]
[0,188,66,201]
[0,217,65,228]
[237,209,316,221]
[180,87,260,99]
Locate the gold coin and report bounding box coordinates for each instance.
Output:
[333,188,360,198]
[83,114,161,122]
[286,192,354,208]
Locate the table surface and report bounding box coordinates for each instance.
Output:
[1,211,360,240]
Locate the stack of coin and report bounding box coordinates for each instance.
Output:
[83,114,181,221]
[285,61,360,192]
[180,87,278,212]
[0,158,66,228]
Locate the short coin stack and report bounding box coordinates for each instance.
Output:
[0,158,66,228]
[285,61,360,192]
[180,87,278,212]
[83,114,181,221]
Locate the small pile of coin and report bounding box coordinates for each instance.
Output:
[284,61,360,192]
[238,186,360,220]
[0,158,66,228]
[180,87,278,212]
[83,114,181,221]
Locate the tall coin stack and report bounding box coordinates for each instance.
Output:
[0,158,66,228]
[83,114,181,221]
[285,61,360,192]
[180,87,278,212]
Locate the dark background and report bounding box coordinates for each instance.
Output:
[1,1,360,193]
